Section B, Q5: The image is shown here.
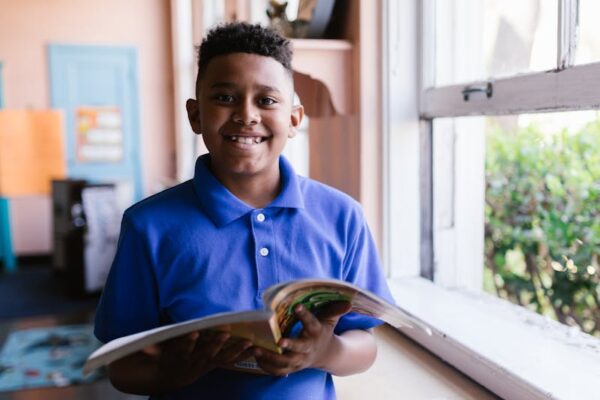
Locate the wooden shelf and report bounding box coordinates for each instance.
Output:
[290,39,353,51]
[291,39,353,116]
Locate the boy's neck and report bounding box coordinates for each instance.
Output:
[213,168,282,209]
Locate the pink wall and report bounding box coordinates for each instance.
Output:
[0,0,176,194]
[0,0,175,254]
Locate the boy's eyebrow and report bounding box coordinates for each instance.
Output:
[209,82,283,94]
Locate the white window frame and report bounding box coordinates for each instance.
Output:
[383,0,600,398]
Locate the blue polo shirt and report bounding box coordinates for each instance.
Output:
[95,154,394,399]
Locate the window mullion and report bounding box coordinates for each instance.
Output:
[420,0,435,91]
[557,0,579,70]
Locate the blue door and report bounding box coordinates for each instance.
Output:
[49,45,143,202]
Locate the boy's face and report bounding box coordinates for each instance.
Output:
[186,53,303,185]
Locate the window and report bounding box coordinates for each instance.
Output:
[434,0,557,86]
[575,0,600,65]
[384,0,600,397]
[484,111,600,336]
[421,0,600,334]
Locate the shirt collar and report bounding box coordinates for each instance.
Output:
[192,154,305,227]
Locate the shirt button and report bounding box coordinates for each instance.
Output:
[259,247,269,257]
[256,213,266,222]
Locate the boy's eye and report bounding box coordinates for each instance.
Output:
[259,97,277,106]
[215,94,235,103]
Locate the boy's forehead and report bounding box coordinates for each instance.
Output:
[199,52,293,92]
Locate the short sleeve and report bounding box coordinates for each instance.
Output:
[94,212,161,343]
[335,212,395,334]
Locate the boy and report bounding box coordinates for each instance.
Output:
[94,22,394,399]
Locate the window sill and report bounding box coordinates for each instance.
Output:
[387,277,600,399]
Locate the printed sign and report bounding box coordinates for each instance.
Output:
[76,106,124,163]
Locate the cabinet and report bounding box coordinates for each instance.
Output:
[291,38,360,200]
[52,180,117,296]
[289,0,383,247]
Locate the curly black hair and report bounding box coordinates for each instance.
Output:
[197,22,293,80]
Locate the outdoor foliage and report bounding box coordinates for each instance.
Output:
[484,117,600,337]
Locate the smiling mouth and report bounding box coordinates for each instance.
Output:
[227,136,267,145]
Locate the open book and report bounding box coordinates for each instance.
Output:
[83,278,430,375]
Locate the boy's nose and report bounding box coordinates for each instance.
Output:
[232,101,260,126]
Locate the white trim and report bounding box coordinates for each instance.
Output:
[382,0,421,278]
[381,0,391,276]
[389,277,600,400]
[248,0,270,25]
[170,0,197,182]
[420,0,435,91]
[558,0,579,69]
[421,61,600,118]
[431,117,485,290]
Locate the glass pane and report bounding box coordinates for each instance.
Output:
[484,111,600,337]
[575,0,600,65]
[434,0,557,86]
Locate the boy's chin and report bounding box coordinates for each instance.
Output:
[218,159,279,178]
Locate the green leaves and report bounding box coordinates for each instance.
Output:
[485,116,600,336]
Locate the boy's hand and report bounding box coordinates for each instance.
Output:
[253,301,352,376]
[145,331,254,390]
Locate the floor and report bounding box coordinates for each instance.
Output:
[0,264,99,320]
[0,314,142,399]
[0,263,143,399]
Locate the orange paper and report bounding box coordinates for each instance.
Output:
[0,110,66,196]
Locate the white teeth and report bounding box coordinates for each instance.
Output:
[229,136,263,144]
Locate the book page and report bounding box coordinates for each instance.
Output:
[84,310,277,374]
[263,279,432,336]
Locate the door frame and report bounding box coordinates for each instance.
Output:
[48,44,143,201]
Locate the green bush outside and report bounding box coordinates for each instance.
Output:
[484,116,600,337]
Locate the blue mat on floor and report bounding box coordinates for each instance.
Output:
[0,324,103,392]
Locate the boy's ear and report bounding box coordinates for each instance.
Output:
[186,98,202,134]
[288,104,304,138]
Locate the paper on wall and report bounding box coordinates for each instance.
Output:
[0,110,66,196]
[81,185,121,292]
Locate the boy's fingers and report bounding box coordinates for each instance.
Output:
[141,344,161,357]
[294,305,321,335]
[278,338,310,354]
[206,332,230,359]
[314,300,352,322]
[216,339,253,364]
[231,345,256,364]
[165,331,200,355]
[254,348,296,372]
[192,332,230,362]
[295,301,352,335]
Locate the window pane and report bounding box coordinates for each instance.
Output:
[434,0,557,86]
[485,111,600,337]
[575,0,600,65]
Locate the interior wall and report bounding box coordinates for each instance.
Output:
[0,0,175,254]
[0,0,176,196]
